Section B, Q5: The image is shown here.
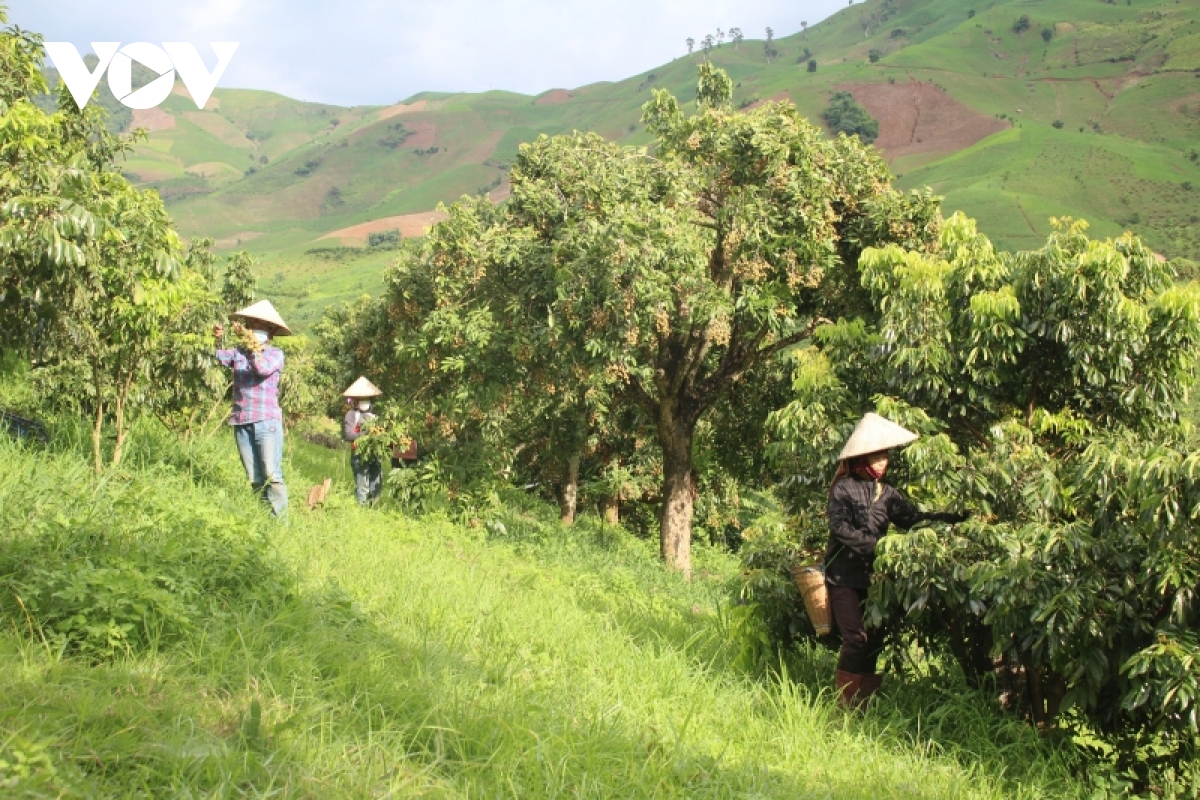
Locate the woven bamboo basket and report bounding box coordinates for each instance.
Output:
[791,565,831,636]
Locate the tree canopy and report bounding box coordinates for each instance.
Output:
[0,14,223,468]
[326,64,941,573]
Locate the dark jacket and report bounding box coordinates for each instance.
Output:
[824,475,927,589]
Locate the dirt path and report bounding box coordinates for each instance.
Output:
[1013,196,1039,236]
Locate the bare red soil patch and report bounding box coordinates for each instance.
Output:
[318,211,449,245]
[835,80,1009,160]
[1174,94,1200,122]
[535,89,573,105]
[404,121,437,149]
[488,181,511,203]
[130,107,175,132]
[379,99,427,119]
[465,130,504,162]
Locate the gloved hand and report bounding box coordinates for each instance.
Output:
[928,510,970,524]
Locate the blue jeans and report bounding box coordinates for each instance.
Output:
[351,452,382,505]
[233,420,288,517]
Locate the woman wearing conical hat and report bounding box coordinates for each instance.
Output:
[213,300,292,517]
[825,413,969,709]
[342,376,383,505]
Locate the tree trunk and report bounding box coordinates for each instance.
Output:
[1021,659,1067,731]
[559,453,580,525]
[658,406,696,577]
[942,608,996,689]
[110,374,134,467]
[601,496,620,525]
[112,404,127,467]
[1024,659,1046,730]
[91,365,105,473]
[1044,670,1067,725]
[92,398,105,474]
[202,390,230,438]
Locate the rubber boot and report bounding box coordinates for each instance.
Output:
[835,670,865,708]
[859,673,883,706]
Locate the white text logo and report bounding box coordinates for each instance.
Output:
[43,42,239,110]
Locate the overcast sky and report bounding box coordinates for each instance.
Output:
[12,0,847,106]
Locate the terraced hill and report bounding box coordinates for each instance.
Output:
[53,0,1199,327]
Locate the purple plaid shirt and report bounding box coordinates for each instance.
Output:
[215,346,285,425]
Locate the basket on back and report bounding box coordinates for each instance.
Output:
[792,564,831,636]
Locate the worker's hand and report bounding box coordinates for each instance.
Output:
[212,323,225,340]
[932,511,970,524]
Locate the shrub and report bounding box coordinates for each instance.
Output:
[823,91,880,144]
[378,123,413,149]
[368,229,401,248]
[294,157,322,177]
[728,495,826,668]
[304,245,367,261]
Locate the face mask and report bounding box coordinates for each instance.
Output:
[862,462,886,480]
[852,453,888,481]
[252,329,270,344]
[356,401,372,412]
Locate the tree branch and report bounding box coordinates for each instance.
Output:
[621,377,658,416]
[689,317,828,414]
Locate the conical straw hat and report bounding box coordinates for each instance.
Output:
[838,412,919,461]
[231,299,292,336]
[343,376,382,398]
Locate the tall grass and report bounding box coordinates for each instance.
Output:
[0,428,1082,797]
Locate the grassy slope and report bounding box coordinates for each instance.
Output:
[0,427,1081,797]
[101,0,1200,329]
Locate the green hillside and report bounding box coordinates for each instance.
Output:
[87,0,1200,328]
